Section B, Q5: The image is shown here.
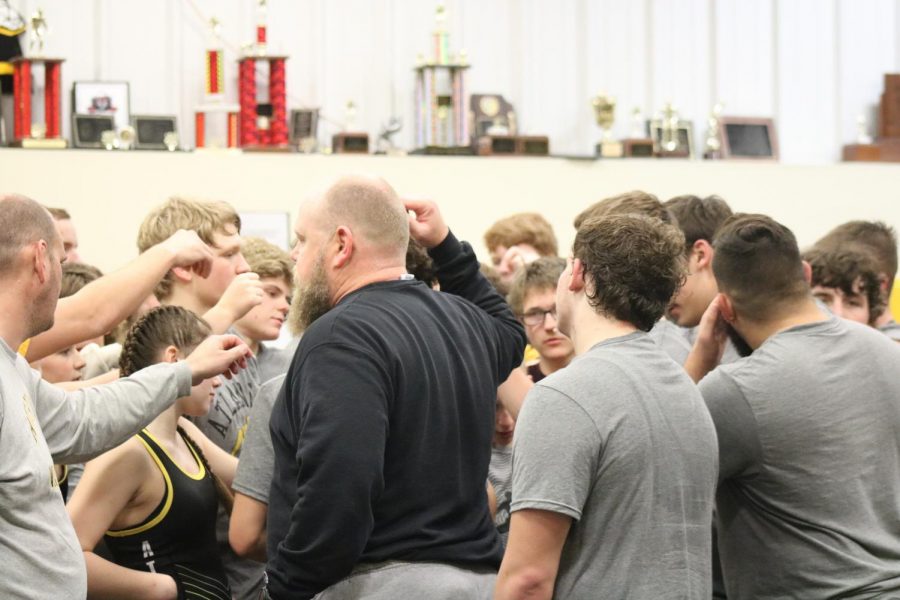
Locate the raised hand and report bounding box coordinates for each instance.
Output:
[159,229,215,279]
[404,198,449,249]
[184,334,252,384]
[216,272,265,323]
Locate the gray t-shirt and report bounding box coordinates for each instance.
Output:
[256,344,291,386]
[512,332,718,600]
[0,339,191,600]
[700,315,900,599]
[233,374,286,503]
[879,318,900,342]
[649,317,693,364]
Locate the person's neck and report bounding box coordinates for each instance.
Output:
[568,302,639,355]
[145,404,182,445]
[0,286,35,352]
[331,265,408,305]
[874,309,894,328]
[165,288,213,317]
[538,353,572,375]
[233,326,260,354]
[740,298,830,350]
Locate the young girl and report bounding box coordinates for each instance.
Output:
[67,305,237,600]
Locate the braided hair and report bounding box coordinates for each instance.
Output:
[120,306,233,511]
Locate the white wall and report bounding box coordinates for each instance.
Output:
[9,0,900,164]
[2,149,898,274]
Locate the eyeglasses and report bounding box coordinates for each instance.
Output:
[519,307,557,327]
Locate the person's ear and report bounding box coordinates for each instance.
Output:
[693,239,714,269]
[568,258,586,293]
[718,293,736,323]
[332,226,354,269]
[171,266,194,283]
[33,240,50,283]
[161,345,179,364]
[801,260,812,284]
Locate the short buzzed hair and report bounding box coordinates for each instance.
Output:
[137,196,242,298]
[321,177,409,258]
[713,214,809,322]
[815,221,897,286]
[484,213,558,257]
[664,194,733,249]
[574,214,686,331]
[242,237,293,288]
[0,194,59,275]
[45,206,71,221]
[574,190,673,230]
[507,256,566,315]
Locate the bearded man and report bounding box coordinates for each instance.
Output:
[262,176,526,600]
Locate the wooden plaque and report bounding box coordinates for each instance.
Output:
[333,132,369,154]
[719,117,779,160]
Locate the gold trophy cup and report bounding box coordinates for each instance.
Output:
[592,93,623,158]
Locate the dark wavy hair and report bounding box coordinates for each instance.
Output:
[804,245,886,324]
[573,214,686,331]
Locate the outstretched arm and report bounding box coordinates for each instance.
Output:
[26,230,215,362]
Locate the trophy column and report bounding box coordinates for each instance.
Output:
[238,55,289,150]
[10,57,66,148]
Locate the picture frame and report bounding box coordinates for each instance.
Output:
[647,118,694,158]
[72,114,115,148]
[131,114,177,150]
[72,81,130,132]
[289,109,319,146]
[719,117,779,160]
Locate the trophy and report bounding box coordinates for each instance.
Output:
[653,102,691,158]
[856,113,873,145]
[236,1,289,150]
[10,7,67,148]
[621,106,654,157]
[704,102,724,159]
[332,100,370,153]
[195,17,239,149]
[413,4,471,154]
[376,116,404,155]
[591,93,623,158]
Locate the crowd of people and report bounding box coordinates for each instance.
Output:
[0,180,898,600]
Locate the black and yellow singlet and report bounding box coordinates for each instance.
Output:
[104,428,230,600]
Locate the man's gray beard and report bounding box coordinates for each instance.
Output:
[288,257,332,335]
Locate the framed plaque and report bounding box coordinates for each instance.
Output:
[719,117,778,160]
[289,109,319,145]
[72,81,130,132]
[333,132,369,154]
[469,94,516,140]
[72,114,115,148]
[131,115,177,150]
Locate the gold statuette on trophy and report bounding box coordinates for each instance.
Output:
[591,93,624,158]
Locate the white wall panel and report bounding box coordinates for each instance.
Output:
[837,0,896,145]
[5,0,900,163]
[776,0,838,163]
[715,0,774,116]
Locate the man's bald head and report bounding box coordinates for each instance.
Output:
[316,175,409,261]
[0,194,59,275]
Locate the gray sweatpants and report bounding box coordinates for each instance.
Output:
[311,561,496,600]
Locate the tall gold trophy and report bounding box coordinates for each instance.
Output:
[592,93,623,158]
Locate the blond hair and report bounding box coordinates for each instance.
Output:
[242,237,293,287]
[137,196,242,298]
[483,213,558,257]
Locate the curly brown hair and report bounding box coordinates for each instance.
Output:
[573,214,686,331]
[573,190,673,230]
[406,238,437,287]
[803,245,886,324]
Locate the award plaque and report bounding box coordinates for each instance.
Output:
[844,74,900,162]
[719,116,778,160]
[289,108,319,150]
[332,132,369,154]
[592,93,623,158]
[72,114,114,148]
[132,115,178,150]
[648,103,693,158]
